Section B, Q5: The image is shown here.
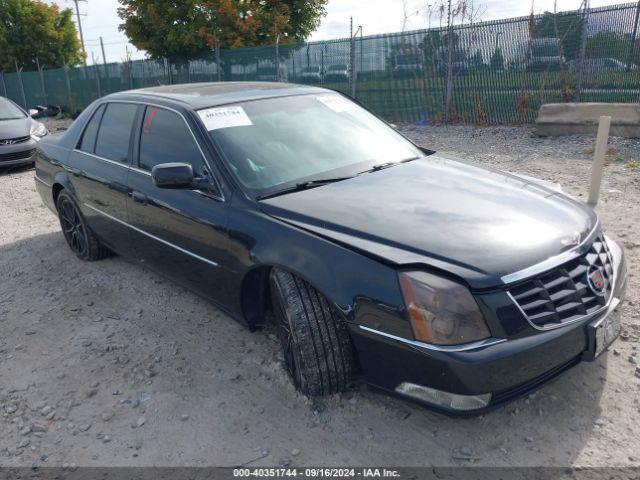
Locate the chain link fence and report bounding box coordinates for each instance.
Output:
[1,2,639,124]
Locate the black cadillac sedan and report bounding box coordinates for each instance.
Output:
[34,82,627,414]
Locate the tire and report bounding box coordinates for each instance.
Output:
[269,268,356,396]
[56,190,111,261]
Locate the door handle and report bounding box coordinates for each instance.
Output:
[131,191,148,205]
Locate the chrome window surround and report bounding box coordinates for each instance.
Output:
[507,233,619,332]
[83,203,219,268]
[358,325,506,352]
[72,100,225,202]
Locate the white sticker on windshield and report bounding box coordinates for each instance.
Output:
[316,95,356,113]
[198,106,252,131]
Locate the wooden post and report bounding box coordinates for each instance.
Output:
[588,116,611,207]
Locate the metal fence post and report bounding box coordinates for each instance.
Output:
[444,3,454,124]
[167,59,173,85]
[36,57,48,105]
[627,1,640,71]
[575,2,590,102]
[1,71,7,98]
[62,56,73,113]
[15,61,27,108]
[349,18,355,97]
[92,52,102,98]
[215,42,222,82]
[275,35,280,82]
[350,25,362,99]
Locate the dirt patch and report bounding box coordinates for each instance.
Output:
[0,123,638,468]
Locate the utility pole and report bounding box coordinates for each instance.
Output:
[70,0,88,64]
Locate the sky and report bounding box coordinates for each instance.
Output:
[48,0,632,64]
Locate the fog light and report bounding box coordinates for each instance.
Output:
[395,382,491,411]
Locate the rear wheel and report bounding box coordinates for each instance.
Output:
[56,190,111,261]
[269,268,356,396]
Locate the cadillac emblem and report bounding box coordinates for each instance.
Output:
[587,266,606,296]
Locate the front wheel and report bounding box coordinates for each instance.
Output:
[56,190,111,261]
[269,268,356,396]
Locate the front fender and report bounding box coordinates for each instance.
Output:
[231,206,411,338]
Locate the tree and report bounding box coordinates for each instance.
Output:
[586,31,636,64]
[0,0,84,71]
[117,0,328,62]
[533,11,585,60]
[490,48,504,70]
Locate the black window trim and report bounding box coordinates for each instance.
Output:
[76,103,106,153]
[72,99,225,202]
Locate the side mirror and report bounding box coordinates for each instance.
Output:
[28,108,39,118]
[151,162,194,189]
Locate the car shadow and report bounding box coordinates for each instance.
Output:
[0,230,611,467]
[0,163,34,175]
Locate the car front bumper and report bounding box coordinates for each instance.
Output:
[350,238,627,415]
[0,140,38,167]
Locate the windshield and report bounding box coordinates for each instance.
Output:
[200,94,423,197]
[0,98,26,121]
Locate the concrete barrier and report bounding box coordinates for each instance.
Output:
[535,103,640,138]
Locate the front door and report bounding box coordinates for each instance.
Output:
[125,105,234,307]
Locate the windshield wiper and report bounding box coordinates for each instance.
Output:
[257,176,354,200]
[363,156,421,173]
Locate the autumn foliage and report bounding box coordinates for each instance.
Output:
[117,0,328,61]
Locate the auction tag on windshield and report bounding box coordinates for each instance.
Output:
[316,95,356,113]
[198,106,252,131]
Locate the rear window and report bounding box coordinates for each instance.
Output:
[94,103,138,162]
[78,104,105,153]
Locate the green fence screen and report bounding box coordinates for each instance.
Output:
[1,2,639,124]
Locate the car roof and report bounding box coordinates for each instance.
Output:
[110,82,330,110]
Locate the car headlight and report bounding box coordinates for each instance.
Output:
[30,122,48,141]
[398,271,490,345]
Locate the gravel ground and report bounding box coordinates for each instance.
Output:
[0,119,639,469]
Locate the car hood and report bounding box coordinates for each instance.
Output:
[259,156,597,289]
[0,117,31,140]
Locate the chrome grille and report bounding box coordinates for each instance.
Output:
[508,234,614,329]
[0,135,30,146]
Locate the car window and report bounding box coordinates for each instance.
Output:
[78,104,105,153]
[94,103,138,162]
[138,107,204,173]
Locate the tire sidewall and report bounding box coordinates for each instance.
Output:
[56,190,93,261]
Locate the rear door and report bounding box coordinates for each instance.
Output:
[67,102,141,255]
[126,104,234,306]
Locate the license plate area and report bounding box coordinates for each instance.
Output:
[583,299,621,361]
